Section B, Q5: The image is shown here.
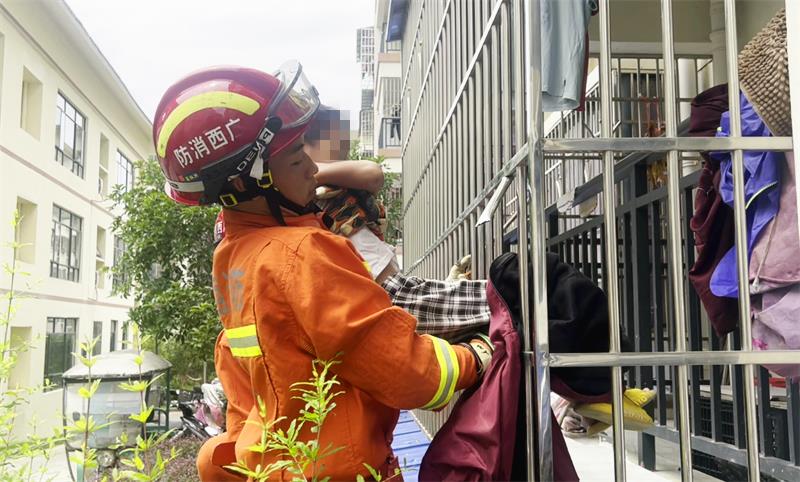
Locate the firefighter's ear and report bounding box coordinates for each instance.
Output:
[231,177,246,192]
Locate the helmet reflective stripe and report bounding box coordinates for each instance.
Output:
[166,179,205,193]
[156,91,261,158]
[421,335,460,411]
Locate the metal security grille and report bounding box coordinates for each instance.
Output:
[399,0,800,480]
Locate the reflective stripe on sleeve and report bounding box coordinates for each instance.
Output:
[225,324,263,358]
[420,335,460,410]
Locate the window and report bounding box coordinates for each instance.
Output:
[54,93,86,177]
[116,151,134,192]
[14,198,37,264]
[121,321,129,349]
[20,68,42,139]
[110,320,118,352]
[50,205,82,282]
[95,227,106,290]
[92,321,103,356]
[44,317,77,387]
[98,135,109,196]
[113,235,126,289]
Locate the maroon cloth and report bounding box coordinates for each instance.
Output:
[687,84,740,336]
[419,279,579,482]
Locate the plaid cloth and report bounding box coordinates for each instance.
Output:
[382,273,489,342]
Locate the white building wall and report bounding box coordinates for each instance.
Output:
[0,0,152,437]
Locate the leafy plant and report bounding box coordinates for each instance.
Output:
[109,158,219,383]
[0,211,64,482]
[63,337,111,482]
[110,325,178,481]
[64,325,179,481]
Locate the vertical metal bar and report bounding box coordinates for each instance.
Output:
[723,0,761,479]
[731,329,747,448]
[685,187,704,437]
[581,230,590,279]
[632,164,656,468]
[475,57,485,278]
[591,226,599,284]
[659,1,693,479]
[522,0,551,480]
[491,18,503,259]
[757,367,772,456]
[651,201,668,427]
[788,378,800,464]
[596,0,627,479]
[710,332,724,442]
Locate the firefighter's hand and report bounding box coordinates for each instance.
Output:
[460,334,493,377]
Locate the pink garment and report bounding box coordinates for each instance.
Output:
[418,279,579,481]
[749,153,800,291]
[750,152,800,379]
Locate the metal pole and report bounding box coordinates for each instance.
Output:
[522,0,551,480]
[723,0,761,479]
[597,0,627,479]
[659,1,693,480]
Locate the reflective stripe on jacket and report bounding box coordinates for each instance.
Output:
[212,209,477,480]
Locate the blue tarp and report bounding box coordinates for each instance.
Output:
[391,411,430,482]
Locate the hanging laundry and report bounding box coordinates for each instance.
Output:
[687,83,740,337]
[420,252,624,481]
[541,0,598,112]
[708,92,781,299]
[750,152,800,379]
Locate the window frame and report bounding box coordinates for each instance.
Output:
[92,321,103,356]
[44,317,77,388]
[115,151,134,193]
[54,92,86,178]
[112,235,127,289]
[50,204,82,282]
[110,320,118,352]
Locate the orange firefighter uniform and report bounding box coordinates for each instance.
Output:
[211,209,478,481]
[197,331,252,481]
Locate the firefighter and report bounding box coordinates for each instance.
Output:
[153,63,492,481]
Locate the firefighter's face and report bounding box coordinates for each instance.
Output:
[270,136,319,206]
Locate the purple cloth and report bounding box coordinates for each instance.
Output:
[709,92,781,298]
[752,284,800,379]
[750,152,800,291]
[750,152,800,379]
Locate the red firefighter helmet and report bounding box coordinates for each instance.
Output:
[153,61,320,206]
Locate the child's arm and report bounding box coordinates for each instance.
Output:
[315,160,385,194]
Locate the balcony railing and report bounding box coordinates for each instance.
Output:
[379,117,401,149]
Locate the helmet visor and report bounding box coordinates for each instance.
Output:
[271,60,320,129]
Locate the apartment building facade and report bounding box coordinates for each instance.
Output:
[373,0,402,174]
[0,0,152,436]
[356,26,376,158]
[393,0,799,480]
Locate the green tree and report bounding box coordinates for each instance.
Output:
[348,140,403,246]
[110,158,219,377]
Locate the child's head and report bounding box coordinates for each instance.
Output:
[304,106,351,163]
